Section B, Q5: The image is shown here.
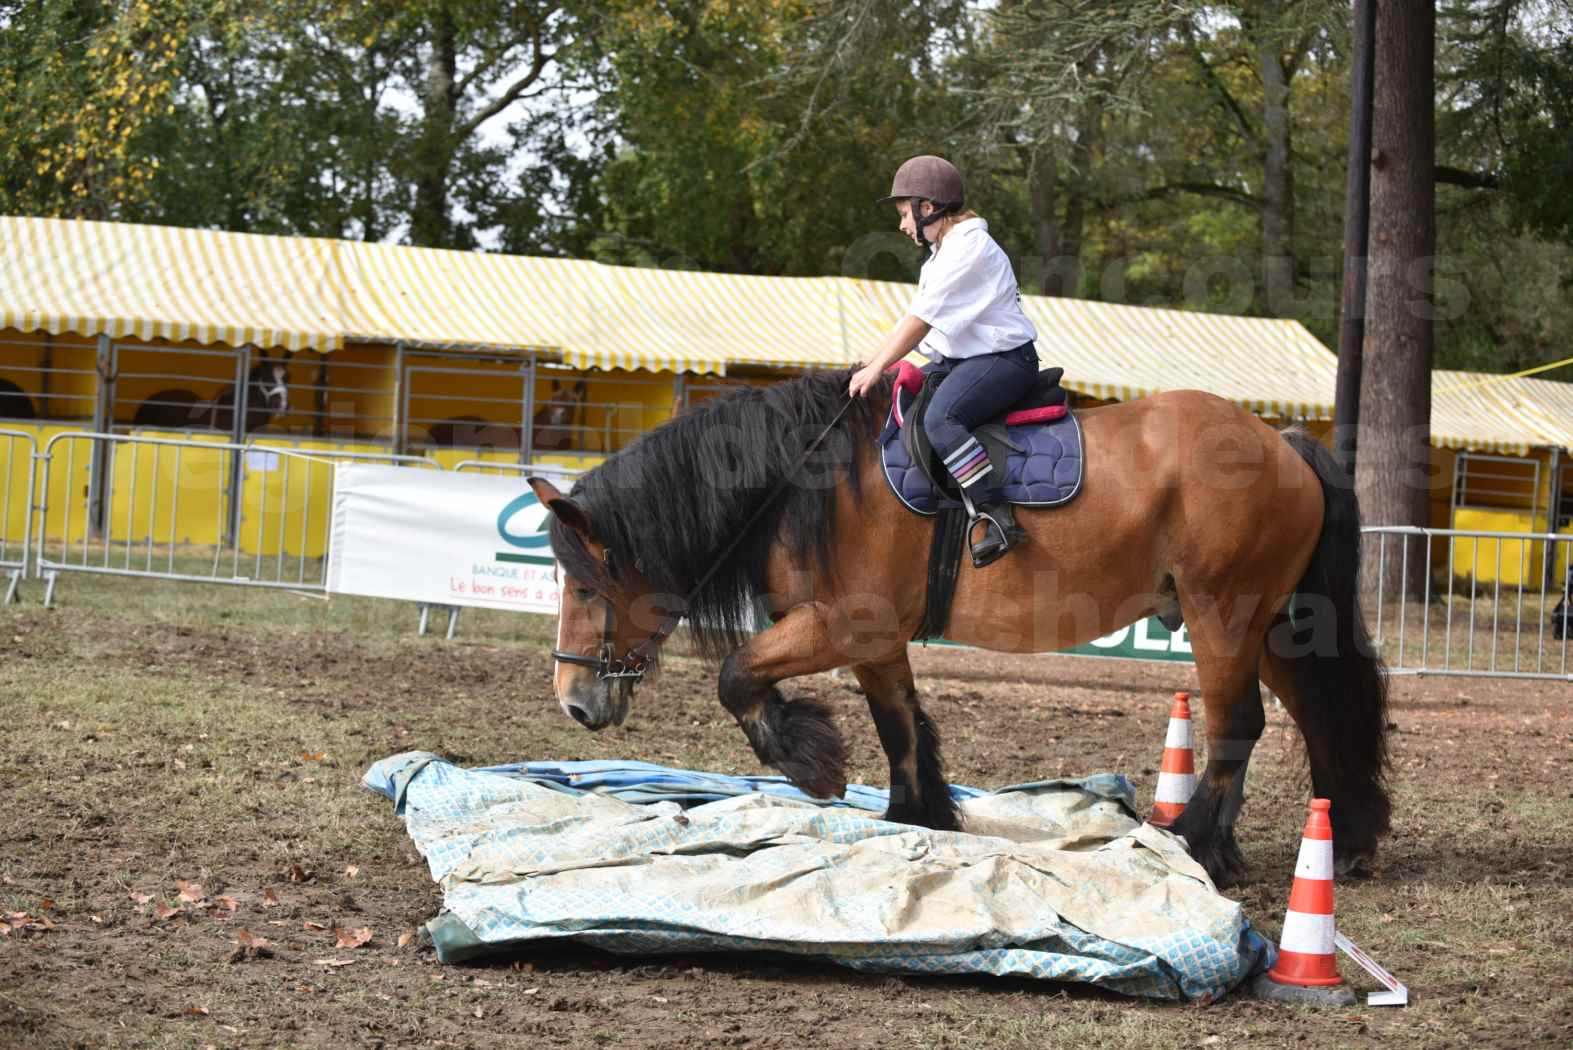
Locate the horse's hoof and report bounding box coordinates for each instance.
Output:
[1335,849,1375,878]
[800,775,848,800]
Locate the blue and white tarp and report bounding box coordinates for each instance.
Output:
[363,753,1273,1001]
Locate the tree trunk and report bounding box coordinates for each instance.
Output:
[1028,147,1067,295]
[1258,0,1296,316]
[410,6,459,247]
[1355,1,1435,602]
[1053,87,1102,298]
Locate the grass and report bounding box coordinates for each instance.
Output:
[2,572,1571,1048]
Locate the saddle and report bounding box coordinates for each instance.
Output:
[878,359,1085,517]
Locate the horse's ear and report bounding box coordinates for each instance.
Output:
[527,477,592,538]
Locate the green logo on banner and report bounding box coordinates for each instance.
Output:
[496,491,554,566]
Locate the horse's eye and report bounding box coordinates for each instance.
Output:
[572,587,595,601]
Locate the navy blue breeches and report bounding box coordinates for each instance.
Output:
[921,342,1039,498]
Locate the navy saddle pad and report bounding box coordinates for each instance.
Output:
[879,372,1086,517]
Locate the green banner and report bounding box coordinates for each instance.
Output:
[1062,617,1194,663]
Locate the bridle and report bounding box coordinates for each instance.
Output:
[549,548,675,683]
[549,394,858,686]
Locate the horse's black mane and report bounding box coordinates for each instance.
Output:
[549,367,890,662]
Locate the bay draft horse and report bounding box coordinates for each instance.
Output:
[526,369,1390,886]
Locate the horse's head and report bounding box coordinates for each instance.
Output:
[534,379,588,451]
[527,475,677,731]
[252,355,291,417]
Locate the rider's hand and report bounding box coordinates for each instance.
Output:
[848,363,884,399]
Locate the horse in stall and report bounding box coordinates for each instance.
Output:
[524,368,1391,888]
[427,379,589,453]
[0,378,36,420]
[132,355,291,433]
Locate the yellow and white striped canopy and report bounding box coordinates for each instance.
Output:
[1434,371,1573,455]
[0,215,342,351]
[3,215,1570,453]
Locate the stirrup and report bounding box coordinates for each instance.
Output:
[967,505,1026,568]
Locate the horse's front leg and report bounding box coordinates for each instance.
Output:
[717,603,849,799]
[851,656,960,831]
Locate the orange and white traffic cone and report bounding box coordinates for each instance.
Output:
[1148,692,1195,827]
[1251,798,1358,1004]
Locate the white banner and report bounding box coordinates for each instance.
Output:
[327,464,567,614]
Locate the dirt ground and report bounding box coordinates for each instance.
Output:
[1,577,1570,1050]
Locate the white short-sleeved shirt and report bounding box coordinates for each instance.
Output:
[908,217,1037,362]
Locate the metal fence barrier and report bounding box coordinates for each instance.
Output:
[33,431,437,606]
[1,428,38,604]
[1364,525,1572,681]
[17,436,1573,677]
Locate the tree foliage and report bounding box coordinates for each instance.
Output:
[1,0,1568,374]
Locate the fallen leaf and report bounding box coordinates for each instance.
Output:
[90,914,103,925]
[153,903,182,921]
[229,928,275,962]
[1,912,54,934]
[343,865,359,879]
[300,751,326,762]
[128,890,153,905]
[260,888,281,908]
[183,1005,209,1018]
[397,930,415,948]
[333,926,373,949]
[473,1006,485,1019]
[288,864,308,883]
[209,895,239,918]
[39,898,55,911]
[313,958,356,967]
[303,920,329,932]
[177,880,206,903]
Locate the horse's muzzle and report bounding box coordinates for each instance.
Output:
[558,675,633,732]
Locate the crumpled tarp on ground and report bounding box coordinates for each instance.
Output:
[363,753,1273,1001]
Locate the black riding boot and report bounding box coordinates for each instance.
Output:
[966,501,1028,568]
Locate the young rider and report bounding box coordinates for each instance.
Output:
[848,154,1040,566]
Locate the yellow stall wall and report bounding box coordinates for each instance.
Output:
[238,436,408,558]
[1449,507,1546,586]
[23,425,105,546]
[0,332,99,423]
[1445,448,1561,587]
[106,432,233,547]
[0,426,40,556]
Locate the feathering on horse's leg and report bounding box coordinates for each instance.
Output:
[1167,590,1272,888]
[851,657,961,832]
[1259,630,1390,878]
[717,603,850,800]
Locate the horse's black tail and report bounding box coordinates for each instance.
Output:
[1276,430,1391,863]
